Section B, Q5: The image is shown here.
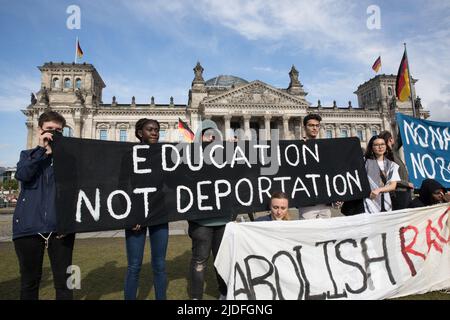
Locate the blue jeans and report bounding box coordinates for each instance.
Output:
[124,223,168,300]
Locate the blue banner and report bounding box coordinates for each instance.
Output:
[396,113,450,188]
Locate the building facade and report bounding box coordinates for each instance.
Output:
[22,62,429,148]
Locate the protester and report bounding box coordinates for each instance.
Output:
[408,179,449,208]
[379,130,414,210]
[188,127,230,300]
[123,118,168,300]
[255,191,290,221]
[363,135,400,213]
[13,111,75,300]
[298,114,332,219]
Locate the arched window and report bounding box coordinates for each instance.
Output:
[99,129,108,140]
[357,129,364,141]
[119,129,127,142]
[63,127,73,137]
[75,78,82,89]
[340,128,349,138]
[52,77,60,88]
[64,78,72,88]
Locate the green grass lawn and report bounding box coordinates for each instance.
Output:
[0,236,449,300]
[0,236,219,300]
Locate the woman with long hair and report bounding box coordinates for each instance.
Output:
[363,135,400,213]
[123,118,168,300]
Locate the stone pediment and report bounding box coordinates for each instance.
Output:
[202,80,310,107]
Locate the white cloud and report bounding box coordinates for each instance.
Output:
[0,74,39,112]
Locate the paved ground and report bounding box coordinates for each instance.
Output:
[0,207,343,242]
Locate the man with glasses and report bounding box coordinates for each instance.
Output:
[298,114,333,219]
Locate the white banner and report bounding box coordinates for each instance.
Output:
[215,203,450,300]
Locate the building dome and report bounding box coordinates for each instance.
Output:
[205,75,248,88]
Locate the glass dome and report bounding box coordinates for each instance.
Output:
[205,75,248,88]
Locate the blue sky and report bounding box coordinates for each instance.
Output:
[1,0,450,167]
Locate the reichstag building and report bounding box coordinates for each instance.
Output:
[23,62,429,148]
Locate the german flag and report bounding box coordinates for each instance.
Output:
[178,118,194,142]
[76,39,83,59]
[372,56,381,73]
[396,50,411,102]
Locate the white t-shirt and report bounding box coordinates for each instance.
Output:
[377,160,401,183]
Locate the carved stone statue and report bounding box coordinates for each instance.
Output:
[193,62,204,82]
[75,89,85,104]
[390,97,397,110]
[151,96,155,105]
[132,96,136,105]
[39,87,49,105]
[30,92,37,105]
[289,65,300,86]
[415,96,422,109]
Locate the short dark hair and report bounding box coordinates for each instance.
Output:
[38,111,66,128]
[303,114,322,126]
[135,118,160,141]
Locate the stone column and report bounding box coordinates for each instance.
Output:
[350,124,356,137]
[243,115,251,140]
[282,115,290,140]
[74,118,82,138]
[110,122,116,141]
[26,121,34,149]
[264,115,271,140]
[173,121,179,142]
[334,124,340,138]
[319,124,325,139]
[224,115,231,140]
[294,117,301,139]
[365,125,372,142]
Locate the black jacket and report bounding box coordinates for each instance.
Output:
[13,147,57,239]
[408,179,445,208]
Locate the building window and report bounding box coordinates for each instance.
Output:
[326,129,333,139]
[99,129,108,140]
[52,77,60,88]
[63,127,73,137]
[340,129,349,138]
[357,129,364,141]
[388,87,392,96]
[119,129,127,142]
[64,78,72,88]
[158,130,166,142]
[372,129,378,137]
[75,78,82,89]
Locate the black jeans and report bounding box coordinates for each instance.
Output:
[188,221,227,299]
[14,233,75,300]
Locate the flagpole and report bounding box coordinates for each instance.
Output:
[75,36,78,64]
[404,43,416,118]
[379,53,382,74]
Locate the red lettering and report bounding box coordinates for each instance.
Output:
[437,207,450,243]
[399,226,426,277]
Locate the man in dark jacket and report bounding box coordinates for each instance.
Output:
[13,111,75,300]
[379,131,414,210]
[409,179,449,208]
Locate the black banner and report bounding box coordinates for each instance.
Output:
[52,136,370,233]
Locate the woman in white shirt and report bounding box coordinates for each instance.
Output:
[363,135,400,213]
